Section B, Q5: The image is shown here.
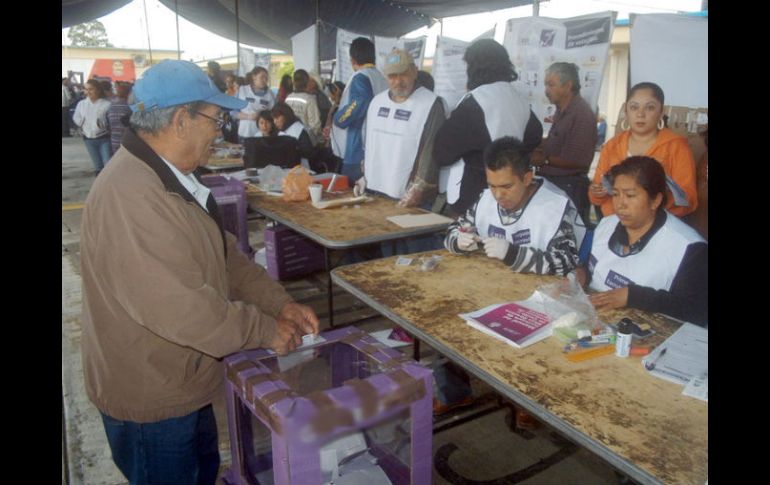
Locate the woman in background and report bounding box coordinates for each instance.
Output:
[589,82,697,218]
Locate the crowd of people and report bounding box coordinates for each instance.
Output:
[74,35,707,484]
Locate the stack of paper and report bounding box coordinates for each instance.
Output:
[641,322,707,401]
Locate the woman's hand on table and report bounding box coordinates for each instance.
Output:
[589,287,629,310]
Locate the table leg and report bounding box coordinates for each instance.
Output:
[325,247,334,328]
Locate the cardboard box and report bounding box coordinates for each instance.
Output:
[263,224,325,280]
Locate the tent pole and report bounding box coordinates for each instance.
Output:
[235,0,241,75]
[142,0,154,65]
[533,0,539,17]
[316,0,321,76]
[174,0,180,59]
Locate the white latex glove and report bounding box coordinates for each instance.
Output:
[482,237,510,260]
[353,177,366,197]
[456,231,479,252]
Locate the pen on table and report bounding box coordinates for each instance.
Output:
[644,347,666,370]
[327,174,338,193]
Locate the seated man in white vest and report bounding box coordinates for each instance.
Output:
[435,136,587,417]
[445,136,587,275]
[357,49,446,210]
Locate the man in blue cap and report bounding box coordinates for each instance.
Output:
[79,60,320,484]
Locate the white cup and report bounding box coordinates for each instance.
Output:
[309,183,323,203]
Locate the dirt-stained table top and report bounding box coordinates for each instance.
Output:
[248,191,452,248]
[331,250,707,485]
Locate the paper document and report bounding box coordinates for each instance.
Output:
[386,213,453,228]
[641,322,707,389]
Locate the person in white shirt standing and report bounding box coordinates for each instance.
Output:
[361,49,446,209]
[73,79,112,174]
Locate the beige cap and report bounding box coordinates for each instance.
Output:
[382,49,415,75]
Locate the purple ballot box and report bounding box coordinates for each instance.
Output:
[201,175,252,256]
[222,326,432,485]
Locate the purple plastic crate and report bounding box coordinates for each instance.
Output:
[264,224,324,280]
[206,178,251,257]
[223,326,433,485]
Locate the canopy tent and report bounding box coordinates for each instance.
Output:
[63,0,537,53]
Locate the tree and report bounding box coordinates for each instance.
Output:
[67,21,113,48]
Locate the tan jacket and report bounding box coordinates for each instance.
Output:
[285,91,322,144]
[80,129,292,423]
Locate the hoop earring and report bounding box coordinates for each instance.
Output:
[621,118,629,131]
[657,118,665,130]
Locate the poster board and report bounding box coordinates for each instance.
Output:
[630,13,707,109]
[292,23,318,72]
[502,11,616,132]
[432,36,470,112]
[335,28,371,83]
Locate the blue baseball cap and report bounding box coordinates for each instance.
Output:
[131,59,246,112]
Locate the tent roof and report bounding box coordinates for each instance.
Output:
[63,0,536,53]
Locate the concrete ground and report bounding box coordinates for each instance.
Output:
[62,137,617,484]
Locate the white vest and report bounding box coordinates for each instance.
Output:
[237,86,276,138]
[331,66,388,159]
[280,121,310,170]
[474,178,585,252]
[588,213,705,292]
[364,87,437,199]
[441,82,530,204]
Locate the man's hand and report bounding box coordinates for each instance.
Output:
[353,177,367,197]
[269,318,303,355]
[482,237,510,260]
[278,302,320,336]
[589,287,629,311]
[457,231,479,252]
[530,147,546,166]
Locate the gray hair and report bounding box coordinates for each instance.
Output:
[546,62,580,94]
[129,101,206,135]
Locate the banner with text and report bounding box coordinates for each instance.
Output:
[503,11,615,131]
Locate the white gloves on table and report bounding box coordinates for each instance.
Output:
[482,237,510,260]
[353,177,367,197]
[456,231,479,251]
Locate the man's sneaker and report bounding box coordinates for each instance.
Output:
[433,396,475,417]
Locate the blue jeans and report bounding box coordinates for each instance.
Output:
[434,361,472,405]
[83,136,112,172]
[340,162,363,186]
[100,404,220,485]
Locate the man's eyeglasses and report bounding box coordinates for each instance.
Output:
[193,111,226,130]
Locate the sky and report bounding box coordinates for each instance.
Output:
[62,0,704,61]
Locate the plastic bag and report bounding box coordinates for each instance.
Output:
[533,273,606,342]
[260,165,287,192]
[282,165,313,201]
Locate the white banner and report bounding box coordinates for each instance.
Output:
[630,14,707,109]
[374,36,427,72]
[254,53,271,70]
[503,11,615,131]
[335,28,370,83]
[238,47,255,77]
[432,36,470,113]
[292,23,318,72]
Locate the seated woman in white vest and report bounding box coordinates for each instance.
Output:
[445,136,587,276]
[271,102,315,171]
[577,156,708,326]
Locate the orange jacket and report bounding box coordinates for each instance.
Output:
[590,128,698,217]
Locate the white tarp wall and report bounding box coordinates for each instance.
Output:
[335,28,371,83]
[374,36,427,72]
[630,14,707,108]
[292,24,318,72]
[503,11,616,133]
